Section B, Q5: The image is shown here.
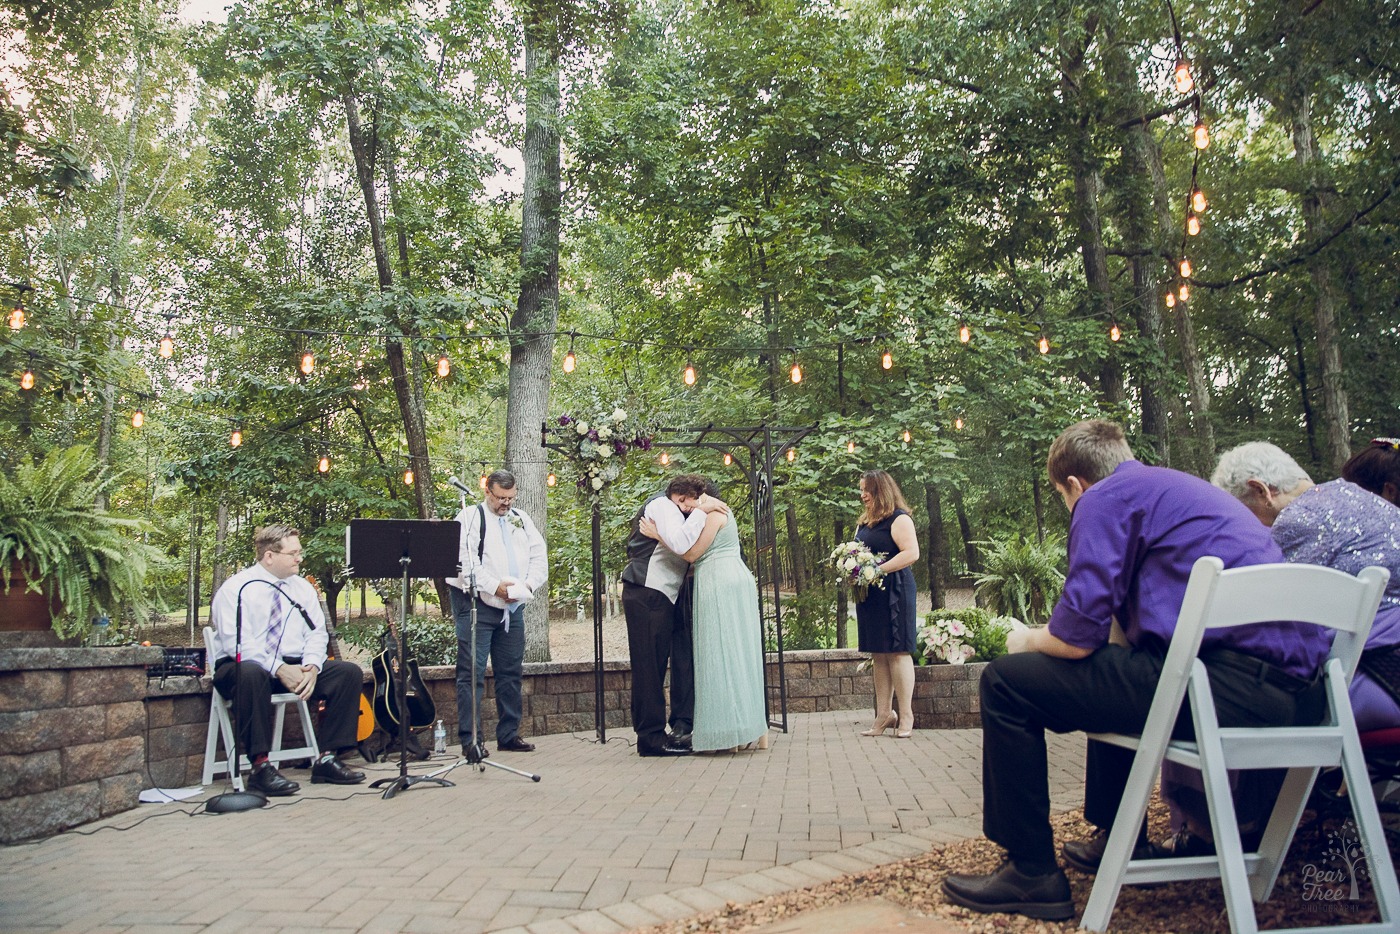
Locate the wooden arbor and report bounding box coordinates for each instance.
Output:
[542,422,816,742]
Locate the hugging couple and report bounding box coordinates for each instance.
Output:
[621,474,770,757]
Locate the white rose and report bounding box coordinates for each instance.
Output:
[860,566,879,582]
[590,477,604,490]
[597,444,612,458]
[575,420,590,435]
[597,426,613,441]
[611,408,627,423]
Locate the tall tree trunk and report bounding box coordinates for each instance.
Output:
[1059,17,1123,405]
[784,503,805,592]
[1291,321,1319,466]
[506,4,563,663]
[1286,87,1351,472]
[340,78,447,612]
[950,487,980,575]
[924,484,947,610]
[834,518,848,648]
[1103,35,1171,464]
[212,496,229,598]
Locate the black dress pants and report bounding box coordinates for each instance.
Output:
[669,576,695,735]
[623,581,693,751]
[979,646,1324,867]
[213,657,362,758]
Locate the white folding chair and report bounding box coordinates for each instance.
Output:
[1081,557,1397,934]
[201,626,319,791]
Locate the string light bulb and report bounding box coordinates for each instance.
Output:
[403,468,414,486]
[19,367,34,390]
[230,427,243,448]
[1178,282,1191,302]
[158,333,174,358]
[786,447,796,462]
[7,303,25,330]
[847,440,856,453]
[723,452,732,466]
[479,471,488,490]
[319,454,330,473]
[954,417,964,430]
[1109,320,1122,342]
[562,332,577,374]
[789,356,802,384]
[131,408,145,429]
[1179,258,1193,278]
[436,354,450,378]
[902,429,912,443]
[959,320,971,343]
[300,350,315,375]
[1174,59,1194,94]
[1193,119,1210,150]
[881,348,893,370]
[1165,291,1177,308]
[1038,331,1050,355]
[1192,187,1208,213]
[660,451,670,466]
[683,350,696,386]
[1187,213,1201,236]
[547,472,557,487]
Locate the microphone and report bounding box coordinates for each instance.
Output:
[448,475,475,496]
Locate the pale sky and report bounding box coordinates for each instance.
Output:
[178,0,231,24]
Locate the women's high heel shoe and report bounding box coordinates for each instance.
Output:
[860,714,897,737]
[895,716,914,739]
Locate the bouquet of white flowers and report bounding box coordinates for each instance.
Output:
[825,540,887,602]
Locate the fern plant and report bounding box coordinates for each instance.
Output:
[0,446,163,638]
[972,534,1066,627]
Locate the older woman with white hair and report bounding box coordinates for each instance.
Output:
[1158,440,1400,857]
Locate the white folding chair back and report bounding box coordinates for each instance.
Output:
[1081,557,1396,934]
[201,626,319,791]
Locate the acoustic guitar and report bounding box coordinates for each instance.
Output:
[370,612,436,732]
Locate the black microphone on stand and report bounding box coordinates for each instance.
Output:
[205,577,313,814]
[447,475,475,496]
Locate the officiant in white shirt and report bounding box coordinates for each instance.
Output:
[447,469,548,754]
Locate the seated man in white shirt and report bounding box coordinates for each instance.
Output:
[210,525,366,796]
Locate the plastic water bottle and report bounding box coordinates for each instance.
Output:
[90,615,111,647]
[433,719,447,755]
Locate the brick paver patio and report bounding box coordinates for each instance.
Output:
[0,710,1086,933]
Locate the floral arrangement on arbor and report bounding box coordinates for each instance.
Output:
[557,408,653,500]
[825,540,886,602]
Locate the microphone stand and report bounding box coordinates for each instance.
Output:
[207,578,287,813]
[426,490,540,784]
[372,539,456,798]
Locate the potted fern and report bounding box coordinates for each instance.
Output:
[0,445,162,642]
[972,533,1066,626]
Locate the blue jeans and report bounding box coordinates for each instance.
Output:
[451,587,526,746]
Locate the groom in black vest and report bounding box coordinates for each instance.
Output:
[621,475,727,757]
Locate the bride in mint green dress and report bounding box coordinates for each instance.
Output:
[690,512,768,751]
[642,507,768,751]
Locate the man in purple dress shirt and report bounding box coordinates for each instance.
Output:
[943,420,1330,922]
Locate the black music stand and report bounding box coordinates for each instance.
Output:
[346,518,460,799]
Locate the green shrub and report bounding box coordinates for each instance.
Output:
[770,586,837,651]
[336,613,458,666]
[973,534,1065,626]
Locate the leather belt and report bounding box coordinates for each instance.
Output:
[1200,647,1317,694]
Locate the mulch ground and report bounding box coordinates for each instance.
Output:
[633,804,1398,934]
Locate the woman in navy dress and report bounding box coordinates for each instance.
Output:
[853,470,921,738]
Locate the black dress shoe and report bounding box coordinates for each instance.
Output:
[638,742,692,757]
[666,729,693,749]
[310,756,366,785]
[943,860,1074,921]
[1062,828,1166,874]
[497,736,536,753]
[247,762,300,796]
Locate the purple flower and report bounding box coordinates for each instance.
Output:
[558,415,573,426]
[613,440,627,454]
[634,436,652,451]
[588,429,599,441]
